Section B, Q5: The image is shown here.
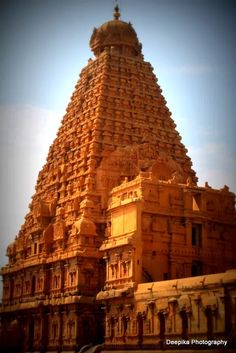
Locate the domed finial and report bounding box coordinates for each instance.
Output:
[114,4,120,20]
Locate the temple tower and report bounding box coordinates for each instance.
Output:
[1,5,236,352]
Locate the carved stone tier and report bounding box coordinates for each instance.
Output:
[1,6,236,353]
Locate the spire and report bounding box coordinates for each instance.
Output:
[113,4,120,20]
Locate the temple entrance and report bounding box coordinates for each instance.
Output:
[28,316,35,351]
[81,317,92,345]
[158,312,165,340]
[205,308,213,339]
[192,261,202,276]
[180,311,188,339]
[137,313,143,345]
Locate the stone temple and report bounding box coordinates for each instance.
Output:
[1,6,236,353]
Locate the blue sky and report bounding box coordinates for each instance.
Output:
[0,0,236,268]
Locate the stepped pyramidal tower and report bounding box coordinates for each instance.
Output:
[1,6,236,353]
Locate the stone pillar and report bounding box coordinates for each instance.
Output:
[58,306,63,351]
[40,306,49,353]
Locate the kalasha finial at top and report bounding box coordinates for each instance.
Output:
[113,4,120,20]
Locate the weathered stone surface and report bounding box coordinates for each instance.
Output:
[98,270,236,350]
[1,6,236,353]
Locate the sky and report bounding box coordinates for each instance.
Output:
[0,0,236,271]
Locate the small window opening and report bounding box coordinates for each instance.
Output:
[192,261,203,276]
[192,224,202,246]
[192,193,202,211]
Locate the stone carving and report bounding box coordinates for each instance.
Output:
[0,6,235,353]
[186,176,195,187]
[152,154,184,182]
[53,220,66,240]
